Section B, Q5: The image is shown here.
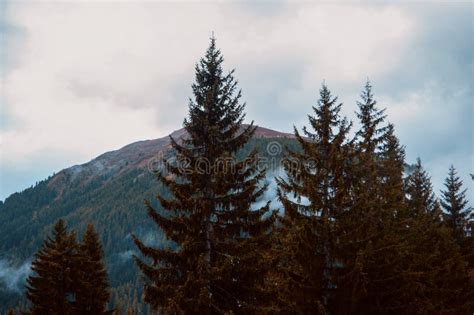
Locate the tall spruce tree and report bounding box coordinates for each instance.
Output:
[133,37,274,313]
[330,83,406,314]
[356,123,408,314]
[441,165,471,244]
[275,84,351,313]
[26,220,79,315]
[75,224,111,314]
[351,81,388,217]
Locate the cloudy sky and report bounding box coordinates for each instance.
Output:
[0,1,472,202]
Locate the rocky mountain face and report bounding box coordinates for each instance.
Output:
[0,125,296,313]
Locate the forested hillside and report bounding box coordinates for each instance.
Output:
[0,130,299,313]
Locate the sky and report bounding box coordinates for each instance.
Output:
[0,1,473,202]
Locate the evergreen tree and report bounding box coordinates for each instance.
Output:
[402,160,473,313]
[26,219,79,315]
[355,80,387,155]
[351,81,392,216]
[75,224,111,314]
[331,85,404,314]
[275,84,351,312]
[365,124,408,313]
[404,158,441,219]
[441,165,471,244]
[133,37,274,313]
[379,124,405,209]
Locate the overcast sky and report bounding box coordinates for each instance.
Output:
[0,1,472,202]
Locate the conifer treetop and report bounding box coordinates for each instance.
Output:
[405,158,440,217]
[133,37,274,313]
[440,165,471,241]
[355,80,387,154]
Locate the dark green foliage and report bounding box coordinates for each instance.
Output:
[75,224,111,314]
[401,161,473,313]
[0,179,57,252]
[26,220,79,315]
[404,158,441,219]
[25,220,111,314]
[441,165,471,244]
[133,37,275,313]
[275,84,351,312]
[440,165,474,301]
[355,80,387,154]
[0,57,472,314]
[0,137,288,314]
[275,81,474,314]
[329,83,403,314]
[0,168,160,313]
[379,123,405,209]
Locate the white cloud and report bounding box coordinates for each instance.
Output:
[9,2,461,202]
[1,2,415,167]
[380,81,473,198]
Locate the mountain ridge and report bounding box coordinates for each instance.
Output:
[46,125,294,195]
[0,125,299,312]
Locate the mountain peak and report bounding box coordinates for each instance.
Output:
[48,125,293,191]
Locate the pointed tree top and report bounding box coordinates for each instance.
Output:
[359,79,375,105]
[413,157,425,173]
[53,219,67,238]
[206,34,219,58]
[84,223,98,240]
[449,164,456,174]
[319,82,335,103]
[365,77,372,90]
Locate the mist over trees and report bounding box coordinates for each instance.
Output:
[11,38,474,314]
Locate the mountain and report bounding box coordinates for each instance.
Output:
[0,125,298,313]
